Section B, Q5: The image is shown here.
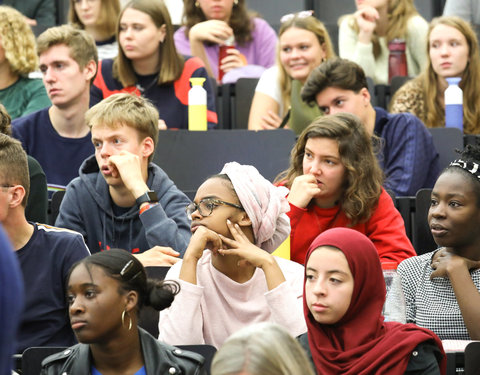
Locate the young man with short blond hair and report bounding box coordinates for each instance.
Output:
[56,93,191,266]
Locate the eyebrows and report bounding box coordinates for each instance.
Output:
[430,36,464,44]
[39,58,71,67]
[67,282,98,291]
[317,95,349,108]
[306,266,350,276]
[193,195,220,203]
[431,191,466,199]
[91,132,124,142]
[304,146,340,160]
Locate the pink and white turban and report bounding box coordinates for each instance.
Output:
[220,162,290,253]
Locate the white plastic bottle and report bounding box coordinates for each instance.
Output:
[382,262,406,323]
[188,77,207,131]
[444,77,463,132]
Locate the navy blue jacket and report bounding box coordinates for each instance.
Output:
[374,107,439,196]
[56,155,191,255]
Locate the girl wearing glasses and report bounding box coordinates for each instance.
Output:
[174,0,277,83]
[68,0,121,60]
[159,162,306,348]
[339,0,428,85]
[248,12,335,134]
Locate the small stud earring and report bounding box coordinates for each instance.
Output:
[195,1,200,7]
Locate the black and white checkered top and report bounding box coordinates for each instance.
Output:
[397,250,480,340]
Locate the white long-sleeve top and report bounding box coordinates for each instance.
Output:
[338,14,428,84]
[159,251,307,348]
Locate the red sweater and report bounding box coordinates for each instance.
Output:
[288,189,416,265]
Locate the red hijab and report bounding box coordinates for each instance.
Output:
[304,228,446,375]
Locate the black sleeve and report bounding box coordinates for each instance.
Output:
[404,341,443,375]
[26,156,48,223]
[297,333,318,375]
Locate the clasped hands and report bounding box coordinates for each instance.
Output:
[187,220,271,268]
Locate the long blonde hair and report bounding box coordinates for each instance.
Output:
[342,0,419,58]
[399,16,480,134]
[277,16,335,117]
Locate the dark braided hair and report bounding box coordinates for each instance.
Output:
[68,249,180,311]
[443,144,480,207]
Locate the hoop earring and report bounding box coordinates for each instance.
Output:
[121,309,132,330]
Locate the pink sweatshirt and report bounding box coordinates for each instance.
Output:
[159,251,307,348]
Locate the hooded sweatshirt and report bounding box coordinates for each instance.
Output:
[55,155,191,255]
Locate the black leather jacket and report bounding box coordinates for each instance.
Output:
[40,328,207,375]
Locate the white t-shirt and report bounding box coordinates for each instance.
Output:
[254,65,284,116]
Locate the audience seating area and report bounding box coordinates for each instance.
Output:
[153,128,296,198]
[212,74,452,129]
[47,125,477,258]
[19,2,478,373]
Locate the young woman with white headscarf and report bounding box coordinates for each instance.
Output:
[159,162,306,348]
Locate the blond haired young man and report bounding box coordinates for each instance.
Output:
[56,93,190,265]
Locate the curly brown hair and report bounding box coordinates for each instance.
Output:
[182,0,256,45]
[276,113,384,225]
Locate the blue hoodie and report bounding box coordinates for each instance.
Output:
[56,155,191,255]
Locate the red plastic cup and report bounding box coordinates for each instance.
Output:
[218,37,235,81]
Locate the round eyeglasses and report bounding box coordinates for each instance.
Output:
[186,198,243,219]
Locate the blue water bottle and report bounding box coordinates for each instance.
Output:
[445,77,463,132]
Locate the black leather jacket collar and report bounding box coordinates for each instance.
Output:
[40,328,206,375]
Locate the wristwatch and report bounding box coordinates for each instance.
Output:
[135,190,159,206]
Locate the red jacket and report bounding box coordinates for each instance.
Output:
[288,188,416,265]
